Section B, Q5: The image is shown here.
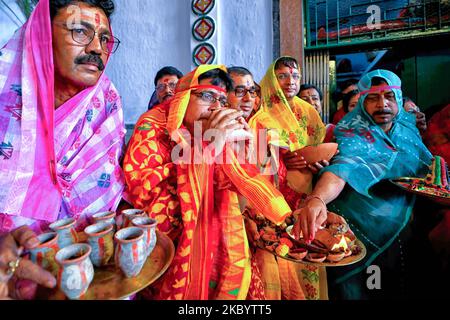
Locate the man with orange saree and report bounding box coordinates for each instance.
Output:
[247,57,329,300]
[123,65,299,300]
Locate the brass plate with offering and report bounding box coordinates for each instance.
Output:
[37,230,174,300]
[255,214,366,267]
[390,156,450,206]
[390,177,450,206]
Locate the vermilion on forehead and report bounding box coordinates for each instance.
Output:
[60,5,110,30]
[361,85,400,95]
[158,75,179,84]
[79,12,109,29]
[275,66,300,73]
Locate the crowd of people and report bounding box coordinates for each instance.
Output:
[0,0,448,300]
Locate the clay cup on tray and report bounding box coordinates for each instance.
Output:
[84,222,115,267]
[92,211,117,232]
[55,243,94,300]
[114,227,147,278]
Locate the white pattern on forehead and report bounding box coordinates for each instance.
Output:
[65,5,81,27]
[65,5,107,28]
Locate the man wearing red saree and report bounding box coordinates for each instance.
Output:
[123,65,297,300]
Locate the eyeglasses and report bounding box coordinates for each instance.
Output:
[193,91,228,107]
[57,23,120,54]
[276,73,301,81]
[156,82,177,92]
[233,87,259,98]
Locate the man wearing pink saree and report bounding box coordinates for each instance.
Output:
[0,0,125,234]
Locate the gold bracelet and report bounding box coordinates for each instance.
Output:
[305,195,327,208]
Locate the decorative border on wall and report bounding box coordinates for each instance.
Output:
[192,43,216,66]
[192,16,215,42]
[191,0,218,67]
[191,0,215,16]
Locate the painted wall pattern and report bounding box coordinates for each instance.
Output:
[191,0,217,67]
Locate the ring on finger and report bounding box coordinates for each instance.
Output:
[6,258,21,276]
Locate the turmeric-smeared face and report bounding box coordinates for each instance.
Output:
[275,65,301,100]
[52,2,111,89]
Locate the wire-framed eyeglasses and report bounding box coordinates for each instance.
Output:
[193,91,228,108]
[57,22,120,54]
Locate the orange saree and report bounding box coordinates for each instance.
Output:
[123,65,292,300]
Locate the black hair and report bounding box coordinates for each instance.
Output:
[227,66,255,89]
[403,96,413,103]
[339,78,359,92]
[154,66,183,86]
[342,89,360,113]
[50,0,115,20]
[370,76,388,86]
[198,69,233,92]
[227,66,253,78]
[300,84,323,101]
[275,57,299,71]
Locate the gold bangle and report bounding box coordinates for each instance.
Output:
[306,195,327,208]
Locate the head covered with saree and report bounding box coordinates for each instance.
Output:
[328,69,432,195]
[144,65,291,300]
[248,57,326,195]
[322,69,432,283]
[249,56,325,152]
[0,0,125,232]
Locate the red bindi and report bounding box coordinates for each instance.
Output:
[95,13,100,26]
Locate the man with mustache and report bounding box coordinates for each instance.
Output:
[147,66,183,110]
[0,0,124,299]
[295,70,433,299]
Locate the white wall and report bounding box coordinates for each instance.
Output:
[106,0,192,125]
[219,0,273,83]
[0,0,274,125]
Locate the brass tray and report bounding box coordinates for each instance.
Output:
[37,230,174,300]
[390,177,450,206]
[257,237,366,267]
